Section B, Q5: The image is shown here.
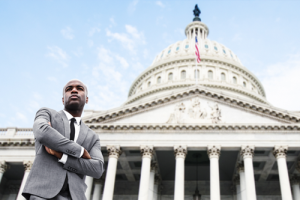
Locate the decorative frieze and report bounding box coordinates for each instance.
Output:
[241,146,255,159]
[150,162,158,171]
[207,145,221,159]
[237,162,244,172]
[174,145,187,159]
[273,145,288,159]
[107,145,122,159]
[140,145,153,158]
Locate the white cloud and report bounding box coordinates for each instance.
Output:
[46,46,69,67]
[155,1,165,8]
[106,25,145,54]
[72,47,83,57]
[125,25,146,44]
[260,53,300,110]
[115,55,129,69]
[61,26,74,40]
[97,47,114,64]
[128,0,139,14]
[88,27,101,37]
[109,17,116,27]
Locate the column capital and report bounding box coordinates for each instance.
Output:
[237,162,244,172]
[174,145,187,159]
[140,145,153,159]
[107,145,122,159]
[23,161,33,171]
[241,145,255,159]
[207,145,221,159]
[273,145,288,159]
[233,174,240,185]
[0,161,9,173]
[150,162,158,171]
[290,174,300,185]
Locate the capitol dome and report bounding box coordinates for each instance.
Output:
[126,14,267,105]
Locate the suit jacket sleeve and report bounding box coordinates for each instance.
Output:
[62,138,105,179]
[33,107,83,158]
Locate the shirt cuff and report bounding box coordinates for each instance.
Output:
[58,154,68,164]
[80,147,84,157]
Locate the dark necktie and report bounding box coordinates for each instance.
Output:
[70,118,76,141]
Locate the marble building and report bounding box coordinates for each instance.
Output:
[1,5,300,200]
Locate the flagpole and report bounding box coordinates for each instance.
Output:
[195,34,198,85]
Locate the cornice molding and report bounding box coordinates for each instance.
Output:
[83,86,299,124]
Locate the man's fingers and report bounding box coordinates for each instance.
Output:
[48,122,52,126]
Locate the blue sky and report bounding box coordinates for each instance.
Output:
[1,0,300,127]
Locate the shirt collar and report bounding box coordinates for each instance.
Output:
[63,110,81,125]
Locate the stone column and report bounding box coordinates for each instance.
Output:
[85,176,93,200]
[102,145,122,200]
[138,145,153,200]
[290,175,300,200]
[233,175,241,200]
[240,146,257,200]
[0,161,9,183]
[17,161,33,200]
[237,162,247,200]
[208,145,221,200]
[273,146,293,200]
[92,179,104,200]
[148,162,157,200]
[174,145,187,200]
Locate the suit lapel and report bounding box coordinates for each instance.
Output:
[59,110,70,139]
[76,122,88,146]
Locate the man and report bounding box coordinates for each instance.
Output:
[22,79,104,200]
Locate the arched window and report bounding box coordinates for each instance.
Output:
[181,70,186,79]
[157,76,161,84]
[168,73,173,81]
[243,81,246,87]
[208,70,213,79]
[148,82,151,87]
[221,73,226,81]
[233,77,237,84]
[194,69,200,79]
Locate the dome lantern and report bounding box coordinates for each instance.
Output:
[185,5,209,40]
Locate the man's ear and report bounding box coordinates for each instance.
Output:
[62,97,64,105]
[86,96,89,104]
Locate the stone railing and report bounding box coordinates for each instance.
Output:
[0,128,34,137]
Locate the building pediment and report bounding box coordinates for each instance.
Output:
[83,85,300,125]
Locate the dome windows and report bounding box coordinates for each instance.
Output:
[168,49,171,54]
[160,53,164,58]
[181,70,186,79]
[194,69,200,79]
[208,70,213,79]
[223,49,226,54]
[205,44,209,49]
[185,45,189,49]
[221,73,226,81]
[168,73,173,81]
[233,77,237,84]
[214,46,218,51]
[157,76,161,84]
[176,47,180,51]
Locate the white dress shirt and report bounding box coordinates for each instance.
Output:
[58,110,84,164]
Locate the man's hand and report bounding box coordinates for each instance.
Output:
[45,146,63,159]
[81,149,91,159]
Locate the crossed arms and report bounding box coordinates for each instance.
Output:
[33,108,104,179]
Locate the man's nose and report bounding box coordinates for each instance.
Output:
[71,87,78,93]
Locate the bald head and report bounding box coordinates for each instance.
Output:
[63,79,88,97]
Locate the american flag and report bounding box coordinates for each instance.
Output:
[195,35,201,63]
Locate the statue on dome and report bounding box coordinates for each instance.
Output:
[193,4,201,21]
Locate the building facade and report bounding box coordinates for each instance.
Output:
[1,7,300,200]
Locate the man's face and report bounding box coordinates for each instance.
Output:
[62,80,88,111]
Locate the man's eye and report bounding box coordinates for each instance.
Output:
[66,88,71,91]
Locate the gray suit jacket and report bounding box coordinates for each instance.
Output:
[22,107,104,200]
